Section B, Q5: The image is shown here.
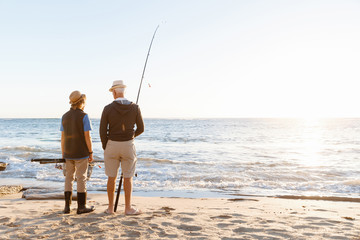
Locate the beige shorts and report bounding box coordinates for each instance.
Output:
[104,139,137,178]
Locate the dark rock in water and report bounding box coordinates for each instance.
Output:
[0,185,23,196]
[0,162,8,171]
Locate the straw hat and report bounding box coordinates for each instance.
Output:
[69,90,86,104]
[109,80,127,92]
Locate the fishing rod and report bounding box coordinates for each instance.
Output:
[31,158,104,164]
[31,158,103,180]
[136,24,160,105]
[114,25,160,212]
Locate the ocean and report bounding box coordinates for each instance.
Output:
[0,118,359,199]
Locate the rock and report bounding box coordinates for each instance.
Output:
[0,185,23,196]
[0,162,8,171]
[22,189,77,200]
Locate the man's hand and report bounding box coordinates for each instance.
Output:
[84,131,93,163]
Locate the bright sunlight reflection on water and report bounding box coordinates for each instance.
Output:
[300,118,323,167]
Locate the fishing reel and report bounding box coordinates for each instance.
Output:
[55,162,96,181]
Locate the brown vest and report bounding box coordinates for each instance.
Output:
[62,108,89,159]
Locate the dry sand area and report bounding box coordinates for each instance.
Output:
[0,192,359,239]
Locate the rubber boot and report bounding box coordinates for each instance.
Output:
[76,192,95,214]
[64,191,72,214]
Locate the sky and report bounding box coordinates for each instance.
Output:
[1,0,360,118]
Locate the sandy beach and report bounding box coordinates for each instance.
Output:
[0,189,359,239]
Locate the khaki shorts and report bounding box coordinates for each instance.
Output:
[64,158,88,192]
[104,139,137,178]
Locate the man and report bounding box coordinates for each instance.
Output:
[100,80,144,215]
[61,90,95,214]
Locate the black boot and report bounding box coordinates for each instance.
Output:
[77,192,95,214]
[64,191,72,214]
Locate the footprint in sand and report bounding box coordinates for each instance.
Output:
[177,224,202,231]
[0,217,12,223]
[311,221,333,226]
[82,225,104,233]
[122,220,139,226]
[24,227,39,234]
[326,220,342,224]
[232,213,245,217]
[161,206,175,211]
[149,223,159,229]
[61,217,73,226]
[51,222,60,228]
[158,230,178,238]
[265,220,276,223]
[76,217,103,224]
[161,206,175,214]
[210,215,232,220]
[144,216,154,220]
[178,212,196,216]
[233,227,262,233]
[314,208,337,213]
[217,223,234,228]
[6,222,21,227]
[179,217,194,223]
[230,219,246,224]
[304,216,325,221]
[303,232,316,237]
[161,222,173,227]
[122,230,141,238]
[267,230,293,239]
[292,224,320,230]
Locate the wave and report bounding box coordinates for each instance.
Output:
[0,146,44,152]
[39,139,60,142]
[140,136,208,143]
[344,179,360,186]
[276,195,360,202]
[139,157,174,164]
[138,157,213,166]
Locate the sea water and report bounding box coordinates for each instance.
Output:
[0,118,359,198]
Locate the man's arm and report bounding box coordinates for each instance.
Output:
[84,131,93,162]
[61,131,65,157]
[99,107,109,150]
[134,106,144,137]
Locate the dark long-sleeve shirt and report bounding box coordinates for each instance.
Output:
[99,101,144,150]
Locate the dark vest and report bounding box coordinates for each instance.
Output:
[62,108,89,159]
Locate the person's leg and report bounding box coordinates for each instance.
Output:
[75,158,88,193]
[75,158,95,214]
[123,177,132,212]
[120,140,141,215]
[104,140,121,214]
[64,160,75,213]
[123,177,141,215]
[64,160,75,192]
[106,176,116,213]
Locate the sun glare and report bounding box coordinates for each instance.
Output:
[300,118,323,167]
